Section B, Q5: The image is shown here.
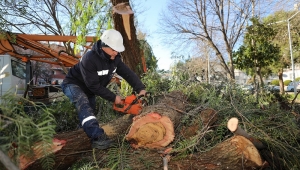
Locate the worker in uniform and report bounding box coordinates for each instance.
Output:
[61,29,146,149]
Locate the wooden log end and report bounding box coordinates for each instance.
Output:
[231,136,263,166]
[126,112,174,149]
[19,138,66,170]
[227,117,239,132]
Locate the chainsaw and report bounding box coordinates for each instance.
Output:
[113,93,149,115]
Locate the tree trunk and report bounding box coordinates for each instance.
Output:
[278,69,285,94]
[111,0,146,76]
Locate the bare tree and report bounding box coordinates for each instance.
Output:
[159,0,297,80]
[159,0,256,80]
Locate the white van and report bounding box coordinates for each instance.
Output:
[0,55,26,97]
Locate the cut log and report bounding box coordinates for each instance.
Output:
[168,135,264,169]
[227,117,265,149]
[126,91,187,149]
[23,114,135,170]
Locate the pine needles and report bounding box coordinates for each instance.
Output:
[0,92,56,170]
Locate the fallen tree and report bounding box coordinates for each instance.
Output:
[12,91,289,170]
[23,91,187,169]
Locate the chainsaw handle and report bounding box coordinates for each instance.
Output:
[136,91,151,100]
[113,99,125,112]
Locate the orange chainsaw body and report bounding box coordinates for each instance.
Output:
[113,94,143,115]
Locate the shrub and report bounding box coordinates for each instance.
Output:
[284,80,292,86]
[270,79,279,86]
[295,77,300,81]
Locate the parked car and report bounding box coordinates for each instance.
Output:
[241,85,254,93]
[272,86,280,92]
[286,81,300,92]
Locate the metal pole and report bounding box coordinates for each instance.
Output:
[288,20,296,94]
[287,10,300,95]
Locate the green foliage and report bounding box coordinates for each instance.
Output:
[168,62,193,91]
[0,93,56,170]
[139,40,158,70]
[264,10,300,70]
[119,80,133,97]
[68,159,97,170]
[69,0,111,53]
[71,162,97,170]
[270,79,280,86]
[284,79,292,86]
[233,17,280,86]
[49,97,78,132]
[233,17,280,69]
[141,68,171,96]
[106,139,131,170]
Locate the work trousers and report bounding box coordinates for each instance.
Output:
[61,83,104,139]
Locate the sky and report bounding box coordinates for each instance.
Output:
[135,0,173,71]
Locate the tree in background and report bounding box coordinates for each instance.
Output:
[137,30,158,70]
[0,0,109,56]
[263,10,300,92]
[233,17,280,90]
[159,0,255,80]
[0,0,157,76]
[31,61,52,85]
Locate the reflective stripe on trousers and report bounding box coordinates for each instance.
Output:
[61,83,104,139]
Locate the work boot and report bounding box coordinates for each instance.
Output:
[91,133,114,149]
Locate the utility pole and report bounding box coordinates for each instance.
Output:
[287,10,300,95]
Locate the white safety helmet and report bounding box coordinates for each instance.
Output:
[100,29,125,52]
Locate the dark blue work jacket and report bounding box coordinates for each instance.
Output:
[63,40,145,102]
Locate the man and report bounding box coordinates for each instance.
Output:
[61,29,146,149]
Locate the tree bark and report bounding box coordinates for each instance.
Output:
[23,114,135,170]
[168,135,264,170]
[111,0,146,76]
